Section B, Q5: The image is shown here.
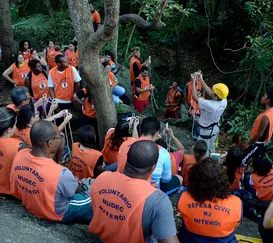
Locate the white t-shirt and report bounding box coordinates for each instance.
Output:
[198,98,227,127]
[48,66,81,103]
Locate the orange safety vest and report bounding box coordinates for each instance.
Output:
[69,142,102,179]
[48,50,62,70]
[178,191,241,239]
[46,48,55,63]
[10,149,64,221]
[250,108,273,144]
[135,75,151,101]
[14,127,32,146]
[66,50,79,67]
[6,104,19,113]
[49,66,75,101]
[101,58,115,67]
[11,60,30,86]
[169,152,178,175]
[31,72,49,100]
[230,167,244,191]
[182,155,197,187]
[108,72,117,87]
[251,167,273,202]
[89,171,157,243]
[82,88,96,118]
[130,56,141,82]
[0,138,21,194]
[166,88,182,112]
[186,80,203,106]
[20,50,32,61]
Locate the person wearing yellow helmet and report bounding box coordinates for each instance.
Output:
[192,72,228,156]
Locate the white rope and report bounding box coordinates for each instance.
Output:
[64,121,72,159]
[165,123,171,152]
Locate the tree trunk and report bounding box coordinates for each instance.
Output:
[67,0,120,147]
[44,0,56,24]
[0,0,16,68]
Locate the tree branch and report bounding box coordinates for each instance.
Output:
[223,41,247,52]
[119,0,169,31]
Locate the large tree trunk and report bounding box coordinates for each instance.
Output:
[0,0,15,68]
[67,0,119,147]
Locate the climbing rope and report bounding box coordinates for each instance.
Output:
[165,123,171,152]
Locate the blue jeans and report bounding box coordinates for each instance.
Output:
[112,85,125,104]
[61,191,93,224]
[104,162,118,172]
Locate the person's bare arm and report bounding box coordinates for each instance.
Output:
[49,87,55,99]
[47,100,58,118]
[45,110,67,122]
[199,74,214,98]
[263,199,273,229]
[167,128,185,154]
[158,236,179,243]
[2,66,15,84]
[75,82,81,93]
[73,93,84,105]
[132,119,139,139]
[136,85,154,93]
[58,113,72,132]
[39,57,47,67]
[249,116,269,145]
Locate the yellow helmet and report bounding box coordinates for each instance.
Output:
[212,83,229,99]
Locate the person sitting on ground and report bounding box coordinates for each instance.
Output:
[47,42,62,70]
[245,158,273,204]
[64,42,78,69]
[24,59,49,101]
[155,128,184,175]
[69,125,103,179]
[129,47,151,91]
[10,120,93,223]
[181,140,207,187]
[19,40,32,61]
[134,66,154,113]
[101,50,117,74]
[223,146,244,191]
[192,72,229,156]
[261,196,273,243]
[89,140,179,243]
[6,87,31,112]
[165,82,182,119]
[242,89,273,165]
[102,118,139,172]
[0,108,24,195]
[177,158,242,242]
[43,40,55,64]
[2,53,30,87]
[118,117,183,195]
[48,54,81,110]
[89,0,101,32]
[103,62,126,105]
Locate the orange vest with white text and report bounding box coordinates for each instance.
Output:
[186,80,203,106]
[66,50,79,67]
[89,172,157,243]
[49,66,75,101]
[69,142,102,179]
[250,108,273,144]
[0,138,21,194]
[82,88,96,118]
[11,60,30,86]
[167,88,182,112]
[135,75,151,100]
[251,167,273,202]
[178,191,241,240]
[31,72,49,100]
[48,50,62,70]
[182,155,197,186]
[130,56,141,82]
[14,127,32,146]
[10,149,64,221]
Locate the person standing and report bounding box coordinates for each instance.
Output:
[89,0,101,32]
[165,82,182,119]
[192,72,229,156]
[242,89,273,165]
[65,42,79,69]
[89,140,179,243]
[43,40,55,63]
[47,42,62,70]
[19,40,32,61]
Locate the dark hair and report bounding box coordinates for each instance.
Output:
[78,125,96,148]
[266,89,273,106]
[55,54,64,64]
[54,41,61,46]
[19,40,31,52]
[30,120,56,146]
[155,139,167,149]
[104,50,113,58]
[141,117,160,137]
[194,140,207,161]
[109,121,131,151]
[253,157,272,176]
[30,59,41,70]
[223,147,244,185]
[10,87,29,106]
[14,53,24,67]
[140,66,148,72]
[17,104,35,130]
[188,158,230,202]
[0,108,17,137]
[102,61,110,67]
